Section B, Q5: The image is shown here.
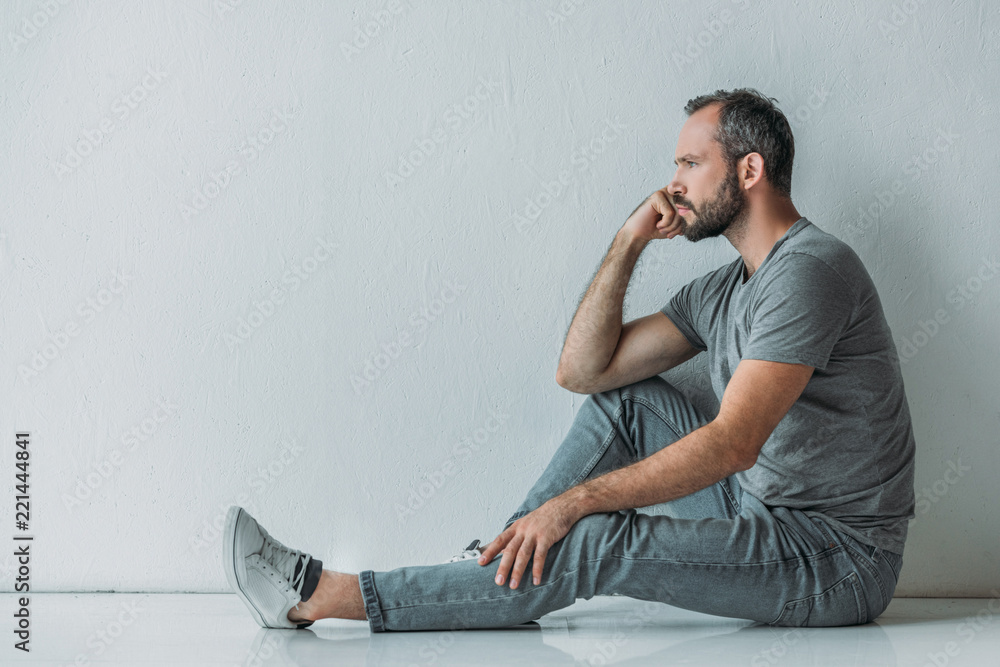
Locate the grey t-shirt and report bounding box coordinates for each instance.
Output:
[660,217,915,554]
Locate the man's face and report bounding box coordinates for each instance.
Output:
[668,105,749,242]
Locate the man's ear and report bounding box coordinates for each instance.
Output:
[738,152,765,190]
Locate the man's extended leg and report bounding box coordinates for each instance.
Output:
[294,375,724,627]
[229,375,717,629]
[353,492,898,631]
[230,448,899,634]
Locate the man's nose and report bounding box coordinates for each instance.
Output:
[666,180,684,201]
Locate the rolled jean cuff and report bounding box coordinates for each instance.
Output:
[358,570,385,633]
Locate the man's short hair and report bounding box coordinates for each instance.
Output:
[684,88,795,198]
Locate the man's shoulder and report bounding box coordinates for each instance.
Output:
[661,256,741,325]
[771,220,873,292]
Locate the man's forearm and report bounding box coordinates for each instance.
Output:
[557,230,648,386]
[559,420,749,519]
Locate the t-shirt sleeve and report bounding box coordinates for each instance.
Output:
[660,274,711,352]
[742,253,857,371]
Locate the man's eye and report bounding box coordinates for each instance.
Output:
[687,161,696,168]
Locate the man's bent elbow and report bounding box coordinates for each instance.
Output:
[708,420,761,473]
[733,449,759,473]
[730,438,763,473]
[556,367,594,394]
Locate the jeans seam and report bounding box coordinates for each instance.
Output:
[769,571,866,626]
[621,391,743,513]
[506,399,623,529]
[379,553,613,612]
[811,518,846,550]
[844,542,889,609]
[620,392,688,442]
[612,544,846,568]
[576,389,696,488]
[810,520,886,619]
[620,390,744,512]
[885,551,903,580]
[569,406,624,488]
[720,479,742,514]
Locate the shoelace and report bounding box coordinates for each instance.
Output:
[260,534,311,594]
[447,539,484,563]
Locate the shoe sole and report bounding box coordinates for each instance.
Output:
[223,505,269,628]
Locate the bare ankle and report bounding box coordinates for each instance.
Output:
[288,570,366,623]
[287,572,327,623]
[287,594,317,623]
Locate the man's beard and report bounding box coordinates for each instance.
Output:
[677,166,748,243]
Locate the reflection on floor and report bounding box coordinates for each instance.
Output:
[2,593,998,665]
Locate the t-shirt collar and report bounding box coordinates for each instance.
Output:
[739,217,810,286]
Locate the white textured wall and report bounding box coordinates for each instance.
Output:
[1,0,997,597]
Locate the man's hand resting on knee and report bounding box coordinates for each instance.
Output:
[477,496,584,589]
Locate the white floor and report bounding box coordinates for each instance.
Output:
[2,594,999,665]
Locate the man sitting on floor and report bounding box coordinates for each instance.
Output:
[222,87,916,633]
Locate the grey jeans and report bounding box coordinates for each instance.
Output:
[358,376,903,633]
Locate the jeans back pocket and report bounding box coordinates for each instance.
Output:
[771,572,867,627]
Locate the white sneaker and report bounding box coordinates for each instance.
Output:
[444,539,484,563]
[444,539,501,564]
[223,505,316,629]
